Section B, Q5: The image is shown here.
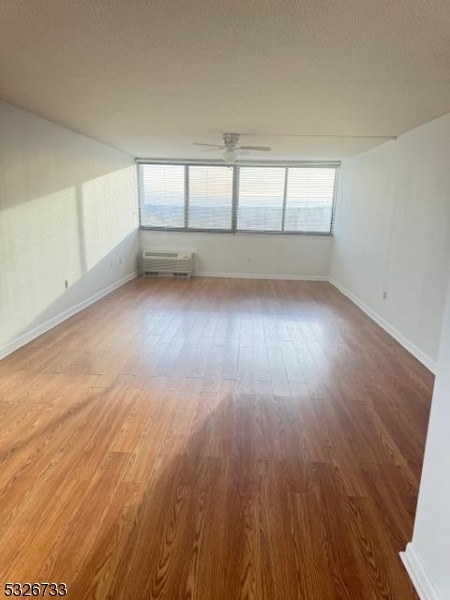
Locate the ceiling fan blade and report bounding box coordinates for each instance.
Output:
[239,145,271,151]
[193,142,224,148]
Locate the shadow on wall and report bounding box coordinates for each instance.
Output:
[0,166,139,355]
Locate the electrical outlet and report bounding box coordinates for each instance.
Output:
[382,290,387,300]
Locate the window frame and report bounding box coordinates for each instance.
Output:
[137,159,339,236]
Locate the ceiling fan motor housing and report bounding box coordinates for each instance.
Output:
[223,132,239,150]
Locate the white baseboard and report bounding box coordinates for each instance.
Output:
[400,544,442,600]
[2,270,436,374]
[0,271,139,361]
[194,271,328,281]
[329,278,436,374]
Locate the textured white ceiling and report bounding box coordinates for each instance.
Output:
[1,0,450,159]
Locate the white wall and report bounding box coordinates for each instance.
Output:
[330,114,450,371]
[140,230,332,280]
[0,101,139,359]
[401,278,450,600]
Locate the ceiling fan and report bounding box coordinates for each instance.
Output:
[194,133,271,162]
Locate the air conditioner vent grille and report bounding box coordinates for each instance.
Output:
[143,251,178,258]
[142,249,194,277]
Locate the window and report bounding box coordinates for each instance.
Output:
[285,167,336,233]
[188,166,233,230]
[139,161,338,234]
[140,164,185,228]
[237,167,285,232]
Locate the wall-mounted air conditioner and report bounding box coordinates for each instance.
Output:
[142,249,195,278]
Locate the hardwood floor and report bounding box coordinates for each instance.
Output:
[0,277,433,599]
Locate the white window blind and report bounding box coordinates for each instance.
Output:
[188,166,233,230]
[237,167,286,232]
[285,168,336,233]
[140,164,185,228]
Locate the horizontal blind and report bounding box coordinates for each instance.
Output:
[140,164,185,228]
[237,167,286,231]
[188,166,233,230]
[138,162,337,234]
[285,168,336,233]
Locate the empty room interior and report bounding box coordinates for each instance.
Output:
[1,1,450,599]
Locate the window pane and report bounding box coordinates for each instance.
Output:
[188,166,233,229]
[140,164,185,228]
[285,168,336,233]
[237,167,285,231]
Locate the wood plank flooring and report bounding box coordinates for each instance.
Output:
[0,277,433,599]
